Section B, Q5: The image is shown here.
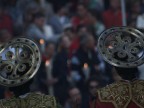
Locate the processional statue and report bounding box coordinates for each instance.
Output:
[95,27,144,108]
[1,27,144,108]
[0,38,62,108]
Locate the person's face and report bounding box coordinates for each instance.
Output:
[64,31,75,40]
[61,36,71,49]
[58,7,67,16]
[45,43,55,57]
[87,36,95,49]
[69,88,82,104]
[77,5,87,17]
[35,17,46,27]
[110,0,120,10]
[89,81,99,96]
[78,27,88,36]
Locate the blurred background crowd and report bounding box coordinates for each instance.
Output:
[1,0,144,107]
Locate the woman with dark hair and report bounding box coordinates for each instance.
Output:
[52,35,71,106]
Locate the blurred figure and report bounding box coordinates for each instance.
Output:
[87,77,101,108]
[23,2,41,29]
[31,41,56,94]
[76,24,90,36]
[69,24,93,57]
[3,0,23,26]
[88,0,104,12]
[64,27,76,41]
[26,12,54,41]
[47,0,70,13]
[135,0,144,29]
[102,0,123,28]
[46,42,55,56]
[71,3,89,28]
[88,10,105,37]
[136,14,144,29]
[0,30,13,43]
[52,35,71,105]
[48,6,70,34]
[71,34,100,95]
[0,29,13,99]
[0,5,13,34]
[128,0,141,27]
[65,87,82,108]
[63,26,78,57]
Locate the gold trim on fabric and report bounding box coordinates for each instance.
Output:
[97,81,131,108]
[0,93,57,108]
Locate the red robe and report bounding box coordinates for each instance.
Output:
[95,80,144,108]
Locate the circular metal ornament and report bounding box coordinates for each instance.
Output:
[97,27,144,68]
[0,38,41,87]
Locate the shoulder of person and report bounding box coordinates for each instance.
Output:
[0,92,61,108]
[96,81,131,108]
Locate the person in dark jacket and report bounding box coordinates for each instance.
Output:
[52,35,71,106]
[71,34,101,90]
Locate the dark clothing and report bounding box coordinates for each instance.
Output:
[71,47,100,106]
[34,61,48,94]
[47,0,70,12]
[52,49,69,105]
[72,47,100,81]
[89,96,97,108]
[0,87,5,99]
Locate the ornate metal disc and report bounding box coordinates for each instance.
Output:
[97,27,144,68]
[0,38,41,87]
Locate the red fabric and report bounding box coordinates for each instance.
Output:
[42,55,47,62]
[0,14,13,34]
[69,37,80,58]
[4,90,14,99]
[71,16,90,28]
[89,99,96,108]
[102,9,123,28]
[95,99,140,108]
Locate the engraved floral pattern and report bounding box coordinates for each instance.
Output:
[98,27,144,67]
[0,38,41,87]
[98,80,144,108]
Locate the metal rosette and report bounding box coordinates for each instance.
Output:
[0,38,41,87]
[97,27,144,68]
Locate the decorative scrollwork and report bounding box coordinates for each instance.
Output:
[0,38,41,87]
[97,27,144,67]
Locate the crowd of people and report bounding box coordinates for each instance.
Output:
[0,0,144,107]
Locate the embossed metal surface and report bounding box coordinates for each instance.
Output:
[0,38,41,87]
[97,27,144,67]
[0,93,57,108]
[97,80,144,108]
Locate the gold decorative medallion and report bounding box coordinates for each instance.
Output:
[97,27,144,68]
[0,38,41,87]
[97,81,131,108]
[0,93,57,108]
